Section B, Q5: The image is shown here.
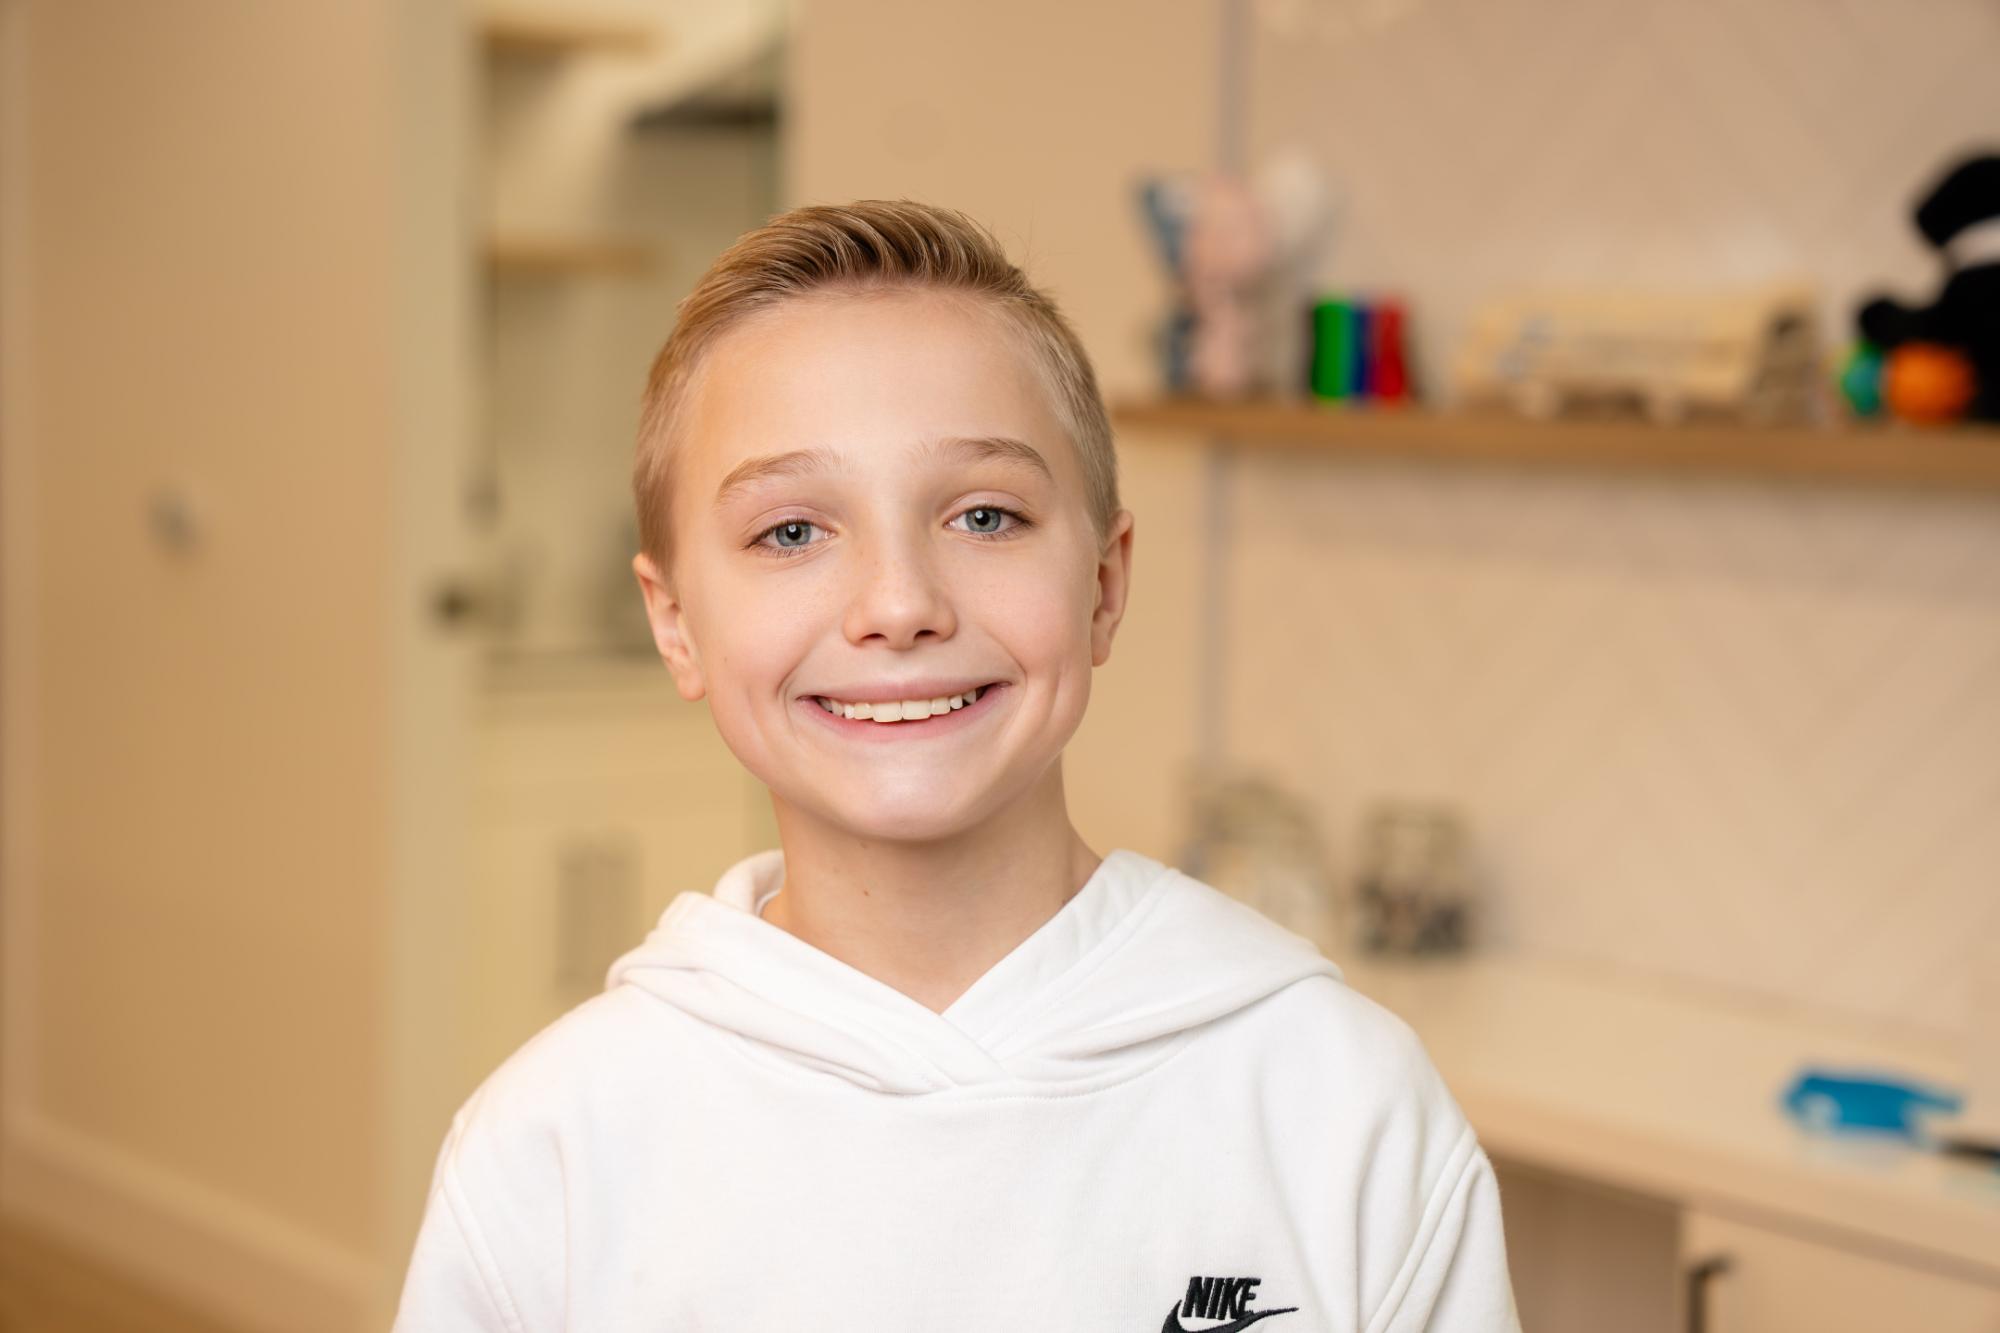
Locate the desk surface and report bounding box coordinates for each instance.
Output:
[1337,952,2000,1283]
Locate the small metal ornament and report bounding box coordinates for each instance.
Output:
[1352,800,1473,955]
[1179,768,1339,950]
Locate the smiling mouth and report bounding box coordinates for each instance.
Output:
[809,683,999,724]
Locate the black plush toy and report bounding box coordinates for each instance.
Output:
[1857,151,2000,423]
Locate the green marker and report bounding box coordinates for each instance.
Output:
[1312,298,1350,400]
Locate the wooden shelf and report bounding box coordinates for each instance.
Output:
[481,12,657,59]
[630,93,779,131]
[1113,397,2000,492]
[484,236,654,277]
[630,33,781,131]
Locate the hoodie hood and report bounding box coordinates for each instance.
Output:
[604,847,1342,1097]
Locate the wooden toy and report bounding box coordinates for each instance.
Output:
[1452,281,1821,424]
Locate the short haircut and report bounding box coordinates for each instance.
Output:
[631,199,1119,578]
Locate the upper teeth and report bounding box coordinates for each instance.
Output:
[816,685,986,722]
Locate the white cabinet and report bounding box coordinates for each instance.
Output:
[1499,1162,2000,1333]
[1343,957,2000,1333]
[1680,1209,2000,1333]
[1494,1159,1680,1333]
[466,660,774,1089]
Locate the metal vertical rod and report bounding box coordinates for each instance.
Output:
[1197,0,1251,777]
[1196,437,1235,776]
[1217,0,1249,175]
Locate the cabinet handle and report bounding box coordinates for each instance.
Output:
[427,568,516,633]
[1685,1253,1732,1333]
[146,485,206,555]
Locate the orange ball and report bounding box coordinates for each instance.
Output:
[1884,342,1976,425]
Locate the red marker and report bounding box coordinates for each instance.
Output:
[1373,300,1409,403]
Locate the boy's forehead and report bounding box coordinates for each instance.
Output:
[681,290,1076,492]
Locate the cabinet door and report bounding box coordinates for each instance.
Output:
[1681,1210,2000,1333]
[1493,1158,1679,1333]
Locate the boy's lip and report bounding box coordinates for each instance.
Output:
[799,677,1005,705]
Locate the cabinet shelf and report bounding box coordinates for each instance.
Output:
[481,12,657,59]
[1112,397,2000,492]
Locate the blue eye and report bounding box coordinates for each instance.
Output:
[754,519,823,552]
[753,506,1030,557]
[952,505,1028,537]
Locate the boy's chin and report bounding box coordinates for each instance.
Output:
[785,784,999,845]
[821,802,985,845]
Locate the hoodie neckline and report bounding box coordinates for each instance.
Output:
[607,845,1341,1095]
[711,845,1171,1043]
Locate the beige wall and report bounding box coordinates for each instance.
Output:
[2,2,475,1327]
[788,0,2000,1040]
[7,0,390,1248]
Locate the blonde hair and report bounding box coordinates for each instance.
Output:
[631,199,1118,577]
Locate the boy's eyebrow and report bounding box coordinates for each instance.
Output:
[712,435,1052,507]
[713,445,839,507]
[923,433,1054,481]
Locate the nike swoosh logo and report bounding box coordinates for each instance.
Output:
[1160,1304,1299,1333]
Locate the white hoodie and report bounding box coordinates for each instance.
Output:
[393,847,1521,1332]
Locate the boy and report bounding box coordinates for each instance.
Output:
[393,200,1520,1331]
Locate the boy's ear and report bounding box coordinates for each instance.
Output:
[1089,508,1135,667]
[631,552,707,701]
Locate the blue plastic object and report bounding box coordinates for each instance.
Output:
[1781,1068,1962,1142]
[1137,179,1188,278]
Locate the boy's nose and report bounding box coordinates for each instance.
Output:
[841,538,957,649]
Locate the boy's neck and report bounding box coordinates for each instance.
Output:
[759,766,1101,1015]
